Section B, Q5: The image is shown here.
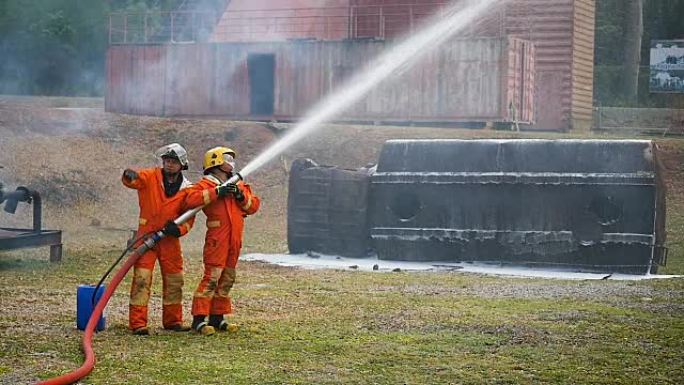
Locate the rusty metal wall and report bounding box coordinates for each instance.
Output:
[481,0,596,131]
[105,38,534,123]
[366,0,595,130]
[424,0,594,130]
[106,45,167,116]
[348,37,534,122]
[501,0,577,130]
[106,1,594,130]
[571,0,596,130]
[506,38,535,123]
[164,44,239,116]
[201,0,593,130]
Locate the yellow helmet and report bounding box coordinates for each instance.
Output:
[203,146,237,173]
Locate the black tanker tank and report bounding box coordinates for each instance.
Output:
[368,139,667,274]
[287,158,372,258]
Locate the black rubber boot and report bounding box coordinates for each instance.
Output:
[192,315,215,336]
[208,314,226,331]
[192,315,206,329]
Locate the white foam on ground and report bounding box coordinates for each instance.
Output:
[242,253,683,281]
[52,107,100,110]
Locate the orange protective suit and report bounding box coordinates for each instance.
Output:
[123,168,195,331]
[183,174,260,316]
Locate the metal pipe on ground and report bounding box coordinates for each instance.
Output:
[0,185,60,261]
[1,187,44,230]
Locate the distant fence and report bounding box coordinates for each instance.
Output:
[211,3,452,42]
[593,107,684,135]
[109,11,219,44]
[108,3,480,45]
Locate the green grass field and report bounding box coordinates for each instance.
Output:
[1,247,682,385]
[3,178,683,384]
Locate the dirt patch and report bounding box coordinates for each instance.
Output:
[657,140,684,194]
[0,98,282,250]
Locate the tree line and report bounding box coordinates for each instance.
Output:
[0,0,185,96]
[595,0,684,107]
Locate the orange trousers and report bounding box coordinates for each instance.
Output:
[191,264,236,316]
[129,245,185,330]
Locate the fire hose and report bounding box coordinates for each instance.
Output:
[37,173,242,385]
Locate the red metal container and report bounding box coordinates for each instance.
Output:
[106,37,534,124]
[106,45,166,116]
[343,0,595,130]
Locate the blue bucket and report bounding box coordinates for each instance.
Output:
[76,284,106,331]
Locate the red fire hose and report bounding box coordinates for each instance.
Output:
[37,233,159,385]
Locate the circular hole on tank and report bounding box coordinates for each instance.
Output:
[389,192,421,221]
[588,195,623,226]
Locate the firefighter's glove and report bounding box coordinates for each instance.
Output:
[215,184,229,198]
[123,169,139,181]
[162,221,182,238]
[216,183,245,202]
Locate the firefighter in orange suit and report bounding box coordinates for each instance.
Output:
[182,146,260,335]
[122,143,196,335]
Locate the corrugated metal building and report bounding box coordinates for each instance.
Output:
[107,37,534,123]
[106,0,595,131]
[498,0,595,132]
